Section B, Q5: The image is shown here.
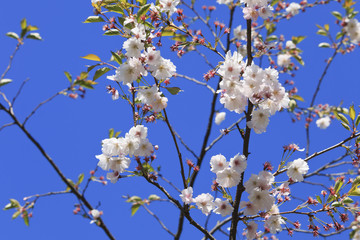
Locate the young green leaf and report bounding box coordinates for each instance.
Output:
[136,4,151,22]
[6,32,19,40]
[131,204,140,216]
[104,29,121,36]
[349,105,356,121]
[0,79,13,87]
[26,33,42,40]
[81,54,102,62]
[93,67,111,80]
[83,16,105,23]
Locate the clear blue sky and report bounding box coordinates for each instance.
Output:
[0,0,359,239]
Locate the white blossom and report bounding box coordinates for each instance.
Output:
[247,109,270,134]
[286,2,301,15]
[286,158,309,182]
[277,53,292,67]
[229,154,247,173]
[245,221,258,240]
[213,198,233,216]
[159,0,180,16]
[316,116,331,129]
[210,154,228,173]
[249,190,275,211]
[123,37,144,58]
[194,193,215,216]
[265,215,285,234]
[216,168,241,188]
[215,112,226,125]
[179,187,193,204]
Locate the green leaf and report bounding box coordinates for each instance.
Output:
[104,5,124,14]
[27,25,39,31]
[131,204,140,216]
[87,64,101,73]
[337,113,350,125]
[341,122,351,130]
[110,51,123,65]
[318,42,330,48]
[349,187,360,196]
[81,54,101,62]
[349,105,356,121]
[336,32,345,40]
[77,173,84,185]
[126,196,142,203]
[20,18,27,30]
[291,95,305,102]
[93,67,111,81]
[266,35,278,42]
[64,72,72,83]
[104,29,121,36]
[324,24,330,31]
[148,194,161,201]
[26,33,42,40]
[315,195,322,204]
[291,36,306,44]
[136,4,151,22]
[77,80,98,89]
[317,29,327,36]
[114,131,121,138]
[0,79,12,87]
[165,87,182,95]
[331,201,342,207]
[83,16,105,23]
[12,211,21,219]
[293,55,304,66]
[6,32,19,40]
[355,114,360,126]
[23,211,29,226]
[109,128,114,138]
[334,178,344,194]
[343,197,354,204]
[171,35,187,42]
[331,11,343,20]
[3,199,20,210]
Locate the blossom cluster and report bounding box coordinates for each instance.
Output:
[345,18,360,43]
[217,51,290,133]
[216,0,274,20]
[105,15,177,112]
[96,125,154,183]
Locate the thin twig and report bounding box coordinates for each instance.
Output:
[142,204,176,237]
[12,78,30,106]
[24,190,70,201]
[0,102,115,240]
[305,154,348,178]
[1,41,21,80]
[176,73,215,94]
[23,88,69,125]
[159,174,182,193]
[173,129,200,160]
[0,122,15,132]
[205,117,246,153]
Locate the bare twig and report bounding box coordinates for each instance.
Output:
[159,174,182,193]
[305,154,348,178]
[12,78,30,106]
[1,41,21,80]
[142,204,176,237]
[0,102,115,240]
[0,122,15,132]
[24,190,70,201]
[173,129,200,161]
[23,88,69,125]
[176,73,215,94]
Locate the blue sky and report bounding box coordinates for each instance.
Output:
[0,0,359,239]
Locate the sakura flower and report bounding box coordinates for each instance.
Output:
[215,112,226,125]
[240,201,260,215]
[265,215,285,234]
[286,2,301,16]
[217,0,233,5]
[286,40,296,49]
[90,209,101,219]
[106,171,120,183]
[144,47,161,66]
[233,25,246,40]
[316,116,331,129]
[109,156,131,173]
[229,153,247,173]
[108,58,147,85]
[249,190,275,211]
[259,6,273,19]
[119,133,140,157]
[123,37,144,58]
[179,187,193,204]
[159,0,180,16]
[150,58,176,79]
[137,85,159,104]
[101,138,123,156]
[135,138,153,157]
[96,154,112,171]
[194,193,215,215]
[245,221,258,240]
[247,109,270,134]
[150,93,168,112]
[277,53,292,67]
[210,154,228,173]
[213,198,233,216]
[243,7,259,20]
[216,168,241,188]
[286,158,309,182]
[128,125,148,139]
